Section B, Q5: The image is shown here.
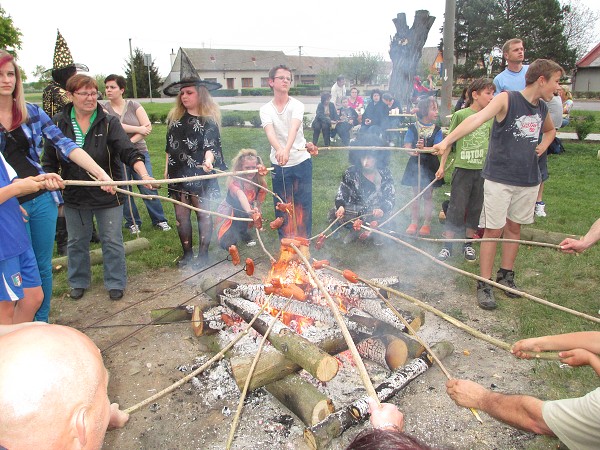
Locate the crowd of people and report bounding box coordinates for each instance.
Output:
[1,30,597,449]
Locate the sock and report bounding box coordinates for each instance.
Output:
[536,201,545,205]
[498,267,512,277]
[464,237,473,248]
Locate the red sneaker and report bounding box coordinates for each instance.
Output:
[405,223,418,235]
[418,224,431,236]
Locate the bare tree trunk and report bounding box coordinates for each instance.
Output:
[388,10,437,108]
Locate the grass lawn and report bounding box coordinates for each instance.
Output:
[50,102,599,425]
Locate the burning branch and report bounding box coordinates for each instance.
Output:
[289,243,380,404]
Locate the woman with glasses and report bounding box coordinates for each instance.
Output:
[0,50,113,322]
[44,74,152,302]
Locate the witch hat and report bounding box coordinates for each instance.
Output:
[163,48,221,96]
[48,29,88,72]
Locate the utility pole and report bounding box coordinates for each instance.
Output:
[144,53,153,102]
[440,0,456,125]
[129,38,138,99]
[298,46,302,86]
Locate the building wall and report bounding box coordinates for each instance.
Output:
[574,68,600,92]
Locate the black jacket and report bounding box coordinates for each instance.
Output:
[43,103,145,209]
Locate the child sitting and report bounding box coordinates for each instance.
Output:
[401,96,444,236]
[332,137,395,244]
[215,149,267,250]
[435,78,496,262]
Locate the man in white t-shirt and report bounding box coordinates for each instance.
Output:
[330,75,346,111]
[260,65,316,238]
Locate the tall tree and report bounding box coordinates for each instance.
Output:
[123,48,162,98]
[337,52,386,85]
[389,11,436,109]
[0,6,22,55]
[561,0,600,60]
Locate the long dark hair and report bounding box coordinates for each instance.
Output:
[346,429,435,450]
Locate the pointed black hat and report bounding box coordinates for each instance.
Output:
[48,29,88,72]
[163,49,221,96]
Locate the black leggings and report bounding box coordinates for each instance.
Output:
[173,193,213,259]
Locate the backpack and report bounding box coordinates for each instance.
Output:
[547,136,565,155]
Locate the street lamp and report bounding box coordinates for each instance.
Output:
[144,53,153,102]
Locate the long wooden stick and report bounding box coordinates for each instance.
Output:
[414,236,562,250]
[331,266,482,423]
[290,244,379,404]
[62,167,273,187]
[317,146,435,153]
[226,298,287,450]
[123,301,268,415]
[113,186,252,222]
[255,228,275,263]
[321,264,560,361]
[213,168,284,204]
[366,226,600,325]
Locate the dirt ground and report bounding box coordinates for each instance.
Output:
[50,242,558,450]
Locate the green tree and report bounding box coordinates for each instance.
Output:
[337,52,386,85]
[31,65,51,83]
[0,6,22,55]
[123,48,161,98]
[451,0,577,78]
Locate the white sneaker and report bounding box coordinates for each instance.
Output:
[534,202,547,217]
[129,224,140,234]
[156,221,172,231]
[436,247,451,261]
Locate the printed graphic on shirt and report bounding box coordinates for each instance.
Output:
[512,114,544,142]
[459,126,488,166]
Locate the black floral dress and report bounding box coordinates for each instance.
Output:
[334,165,395,218]
[165,112,226,201]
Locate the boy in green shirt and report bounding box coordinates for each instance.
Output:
[435,78,496,262]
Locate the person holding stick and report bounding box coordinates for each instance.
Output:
[560,218,600,253]
[447,331,600,450]
[432,59,563,310]
[260,64,316,239]
[0,324,129,448]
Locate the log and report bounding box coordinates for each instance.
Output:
[356,334,425,370]
[229,330,349,391]
[150,305,193,323]
[520,227,579,245]
[52,237,150,271]
[304,341,454,450]
[221,296,339,382]
[352,298,421,333]
[265,374,335,426]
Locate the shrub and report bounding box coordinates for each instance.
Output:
[148,113,159,124]
[215,89,239,97]
[249,114,262,128]
[222,113,244,127]
[160,113,168,124]
[241,88,271,96]
[573,114,596,140]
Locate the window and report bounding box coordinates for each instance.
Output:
[261,77,270,87]
[242,78,253,88]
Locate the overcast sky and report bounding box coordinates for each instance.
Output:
[3,0,599,80]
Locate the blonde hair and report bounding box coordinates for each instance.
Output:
[167,85,221,127]
[0,50,28,127]
[228,148,266,189]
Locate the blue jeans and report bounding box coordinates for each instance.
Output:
[22,191,57,322]
[271,158,313,238]
[122,157,167,227]
[64,205,127,291]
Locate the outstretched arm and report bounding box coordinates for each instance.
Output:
[560,218,600,253]
[446,379,553,436]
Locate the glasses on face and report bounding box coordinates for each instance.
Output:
[273,76,292,82]
[73,91,98,99]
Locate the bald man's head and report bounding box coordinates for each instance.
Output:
[0,325,111,449]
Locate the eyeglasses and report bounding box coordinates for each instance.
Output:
[73,91,98,98]
[273,76,292,82]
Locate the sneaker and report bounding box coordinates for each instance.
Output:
[496,269,522,298]
[476,281,497,310]
[463,245,477,262]
[69,288,85,300]
[156,221,171,231]
[437,247,451,261]
[534,202,546,217]
[405,223,418,235]
[246,240,257,247]
[129,224,141,234]
[109,289,124,300]
[418,225,431,236]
